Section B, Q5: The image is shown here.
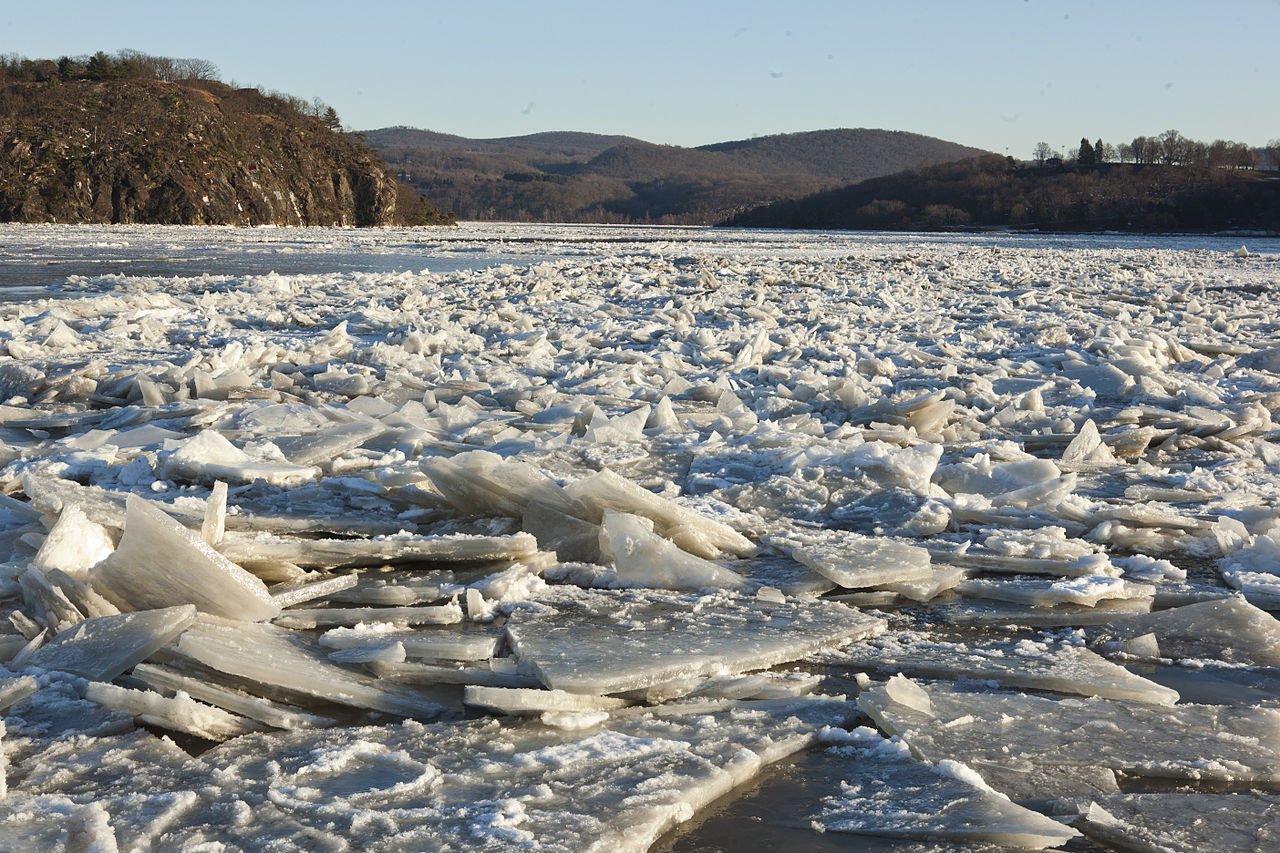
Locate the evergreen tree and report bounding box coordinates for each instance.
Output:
[1094,138,1105,163]
[1078,137,1095,166]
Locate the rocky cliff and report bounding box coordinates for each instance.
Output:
[0,77,400,226]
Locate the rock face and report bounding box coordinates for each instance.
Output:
[0,78,399,226]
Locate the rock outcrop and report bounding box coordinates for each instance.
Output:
[0,77,399,226]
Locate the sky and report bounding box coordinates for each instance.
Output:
[5,1,1278,156]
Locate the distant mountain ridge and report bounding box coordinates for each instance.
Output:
[365,127,988,224]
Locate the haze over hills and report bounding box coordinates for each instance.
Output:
[364,127,988,224]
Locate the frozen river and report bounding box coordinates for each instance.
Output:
[1,223,1279,851]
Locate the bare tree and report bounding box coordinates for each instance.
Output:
[1032,141,1055,165]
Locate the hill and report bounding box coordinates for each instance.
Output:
[0,52,449,226]
[366,127,987,224]
[725,155,1280,233]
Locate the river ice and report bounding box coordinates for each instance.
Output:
[1,223,1279,850]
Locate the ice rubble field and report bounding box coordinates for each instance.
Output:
[1,224,1280,851]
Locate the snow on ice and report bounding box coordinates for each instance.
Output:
[0,223,1279,850]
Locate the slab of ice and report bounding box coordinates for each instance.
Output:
[32,504,115,577]
[132,663,336,730]
[273,601,463,630]
[0,674,38,711]
[176,617,445,719]
[84,681,264,740]
[763,530,933,590]
[1068,793,1280,853]
[219,530,539,568]
[859,679,1280,788]
[1094,596,1280,667]
[955,575,1154,608]
[162,429,320,486]
[565,468,756,558]
[273,420,386,467]
[505,587,884,695]
[320,624,500,662]
[201,480,227,546]
[190,695,855,851]
[27,605,196,681]
[90,495,279,621]
[370,661,541,689]
[827,633,1179,704]
[814,726,1079,849]
[268,571,360,608]
[936,597,1154,627]
[464,686,632,716]
[601,511,750,591]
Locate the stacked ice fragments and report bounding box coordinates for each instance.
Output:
[1,223,1279,850]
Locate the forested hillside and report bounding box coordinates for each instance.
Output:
[366,127,987,224]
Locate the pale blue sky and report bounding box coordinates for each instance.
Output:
[5,1,1277,156]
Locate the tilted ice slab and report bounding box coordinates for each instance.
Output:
[763,530,933,590]
[505,587,885,695]
[814,726,1078,849]
[565,468,756,559]
[161,430,320,487]
[219,529,540,568]
[90,495,279,621]
[31,504,115,578]
[176,617,444,719]
[601,511,750,592]
[84,681,264,741]
[1093,596,1280,667]
[26,605,196,681]
[132,663,336,730]
[827,633,1179,704]
[859,678,1280,789]
[188,696,855,852]
[1068,793,1280,853]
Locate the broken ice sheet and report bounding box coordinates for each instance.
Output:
[504,587,884,695]
[1092,596,1280,667]
[763,529,933,590]
[84,681,264,741]
[90,494,279,621]
[813,726,1078,849]
[1067,792,1280,853]
[824,632,1179,704]
[936,597,1153,628]
[319,623,501,662]
[131,663,336,730]
[272,601,463,630]
[564,468,756,558]
[955,575,1154,608]
[218,529,540,568]
[190,696,854,851]
[161,429,321,486]
[27,605,196,681]
[600,510,751,592]
[859,678,1280,790]
[176,616,444,719]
